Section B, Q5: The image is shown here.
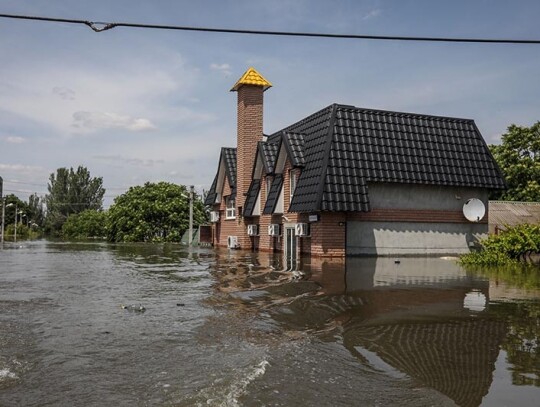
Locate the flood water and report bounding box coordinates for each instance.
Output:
[0,240,539,406]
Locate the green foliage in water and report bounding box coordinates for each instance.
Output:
[3,223,41,241]
[491,301,540,386]
[62,209,108,239]
[107,182,207,243]
[466,263,540,290]
[460,223,540,266]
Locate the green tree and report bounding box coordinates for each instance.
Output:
[490,121,540,201]
[62,209,108,239]
[1,194,39,240]
[107,182,206,242]
[44,166,105,235]
[27,193,45,228]
[2,194,27,226]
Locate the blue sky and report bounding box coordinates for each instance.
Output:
[1,0,539,207]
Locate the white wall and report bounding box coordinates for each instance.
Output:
[367,183,488,211]
[346,183,489,256]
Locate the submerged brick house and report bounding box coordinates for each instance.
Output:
[205,68,505,257]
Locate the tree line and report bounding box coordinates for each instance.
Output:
[3,166,207,242]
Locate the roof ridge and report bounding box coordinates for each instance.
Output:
[334,103,475,123]
[314,104,339,211]
[274,104,335,137]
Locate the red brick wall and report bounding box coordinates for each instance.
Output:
[310,212,346,257]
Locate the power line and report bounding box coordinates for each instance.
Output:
[1,12,539,44]
[4,188,119,198]
[5,180,134,191]
[4,180,47,187]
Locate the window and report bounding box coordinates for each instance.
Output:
[266,176,273,199]
[289,170,298,202]
[226,197,236,219]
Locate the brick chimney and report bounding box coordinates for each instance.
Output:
[230,67,272,213]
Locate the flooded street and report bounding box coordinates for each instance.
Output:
[0,241,539,406]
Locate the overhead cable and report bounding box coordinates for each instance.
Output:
[1,13,539,44]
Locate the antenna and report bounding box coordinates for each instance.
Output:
[463,198,486,222]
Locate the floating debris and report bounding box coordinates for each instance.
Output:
[121,304,146,312]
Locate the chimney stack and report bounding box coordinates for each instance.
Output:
[230,67,272,212]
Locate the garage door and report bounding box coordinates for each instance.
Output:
[346,221,487,256]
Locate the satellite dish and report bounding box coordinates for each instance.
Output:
[463,198,485,222]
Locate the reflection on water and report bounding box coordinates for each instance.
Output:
[211,253,540,407]
[0,241,539,406]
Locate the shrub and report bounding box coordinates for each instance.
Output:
[460,223,540,266]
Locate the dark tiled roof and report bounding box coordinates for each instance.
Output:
[207,104,505,213]
[222,147,237,189]
[204,175,218,206]
[204,147,237,206]
[243,179,261,217]
[344,319,506,407]
[285,104,505,212]
[259,141,279,174]
[271,105,336,212]
[263,174,284,214]
[283,132,306,167]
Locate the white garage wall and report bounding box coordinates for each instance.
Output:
[347,221,488,256]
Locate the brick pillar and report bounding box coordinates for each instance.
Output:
[236,84,264,209]
[230,68,271,250]
[235,85,264,248]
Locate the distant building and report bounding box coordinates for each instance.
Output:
[488,201,540,234]
[205,67,505,257]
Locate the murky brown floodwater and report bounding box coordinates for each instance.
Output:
[0,240,539,406]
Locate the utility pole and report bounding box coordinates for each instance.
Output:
[188,185,194,246]
[14,204,18,243]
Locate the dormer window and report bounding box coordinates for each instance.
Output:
[226,197,236,219]
[289,169,298,202]
[266,176,273,199]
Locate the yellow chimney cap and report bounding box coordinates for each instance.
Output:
[230,67,272,92]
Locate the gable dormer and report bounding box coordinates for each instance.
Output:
[252,140,280,179]
[204,147,236,206]
[273,131,306,174]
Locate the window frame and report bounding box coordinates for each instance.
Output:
[225,196,236,219]
[289,169,298,202]
[266,176,273,199]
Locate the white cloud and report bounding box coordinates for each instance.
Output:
[363,8,381,20]
[2,135,26,144]
[72,111,156,132]
[52,86,76,100]
[93,155,165,167]
[0,51,199,136]
[0,163,43,173]
[210,63,232,77]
